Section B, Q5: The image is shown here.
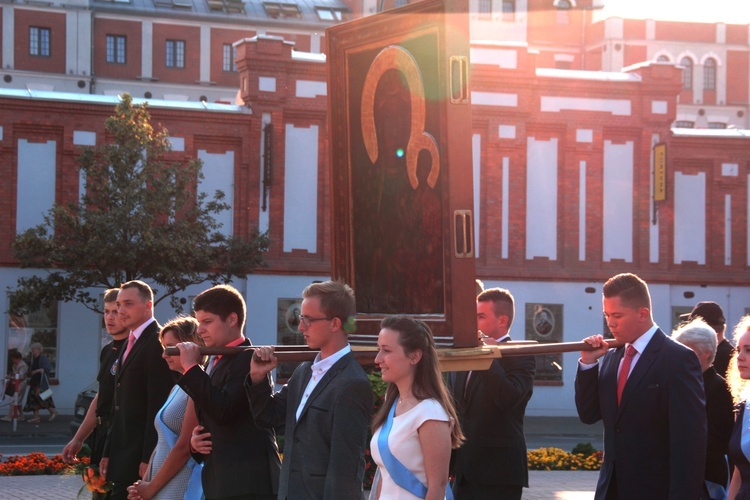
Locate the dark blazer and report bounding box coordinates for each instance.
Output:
[575,329,707,500]
[104,320,174,485]
[178,338,281,500]
[246,350,373,500]
[703,366,733,488]
[450,338,536,492]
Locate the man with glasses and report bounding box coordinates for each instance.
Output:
[246,280,373,499]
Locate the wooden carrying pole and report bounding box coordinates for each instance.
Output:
[163,339,623,372]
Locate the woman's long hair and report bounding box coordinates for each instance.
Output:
[371,315,464,448]
[728,315,750,404]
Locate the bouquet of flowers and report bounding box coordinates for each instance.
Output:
[78,465,113,499]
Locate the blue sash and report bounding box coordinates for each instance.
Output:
[377,398,453,499]
[156,387,204,500]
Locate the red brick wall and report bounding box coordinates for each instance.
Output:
[210,27,256,87]
[151,23,201,84]
[727,50,749,106]
[623,19,646,39]
[266,32,311,53]
[14,9,66,74]
[726,24,749,45]
[93,19,142,80]
[624,44,647,67]
[0,97,255,266]
[655,21,715,43]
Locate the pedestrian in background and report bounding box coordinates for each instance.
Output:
[24,342,58,423]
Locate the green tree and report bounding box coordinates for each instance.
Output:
[10,94,268,314]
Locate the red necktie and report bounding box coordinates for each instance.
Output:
[122,333,136,363]
[617,345,637,405]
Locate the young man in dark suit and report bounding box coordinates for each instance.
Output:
[101,281,174,500]
[575,273,707,500]
[246,280,373,499]
[450,287,536,500]
[177,284,281,500]
[62,288,129,470]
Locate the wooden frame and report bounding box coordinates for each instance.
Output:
[326,0,477,347]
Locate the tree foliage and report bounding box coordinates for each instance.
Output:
[11,94,268,314]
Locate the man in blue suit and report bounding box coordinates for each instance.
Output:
[575,273,707,500]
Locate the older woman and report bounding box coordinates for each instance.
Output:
[128,316,205,500]
[370,315,464,500]
[727,316,750,499]
[24,342,57,423]
[672,318,734,500]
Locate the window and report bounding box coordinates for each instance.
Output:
[29,27,51,57]
[708,122,727,129]
[704,58,716,91]
[680,57,693,90]
[263,2,302,18]
[556,0,571,24]
[394,0,408,6]
[222,44,237,72]
[656,55,670,63]
[166,40,185,68]
[315,7,344,20]
[106,35,127,64]
[8,299,58,378]
[478,0,491,19]
[502,0,515,21]
[673,120,694,128]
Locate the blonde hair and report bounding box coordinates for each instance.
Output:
[727,315,750,404]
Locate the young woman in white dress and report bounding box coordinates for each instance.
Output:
[370,315,464,500]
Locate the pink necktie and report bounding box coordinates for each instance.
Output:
[122,333,136,363]
[617,345,637,405]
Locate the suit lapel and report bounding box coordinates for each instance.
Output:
[617,330,664,414]
[211,338,250,383]
[117,320,157,377]
[465,337,511,402]
[297,353,350,421]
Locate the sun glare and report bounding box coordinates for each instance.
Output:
[597,0,750,24]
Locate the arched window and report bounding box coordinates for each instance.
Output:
[680,57,693,90]
[703,58,716,91]
[656,55,670,63]
[556,0,571,24]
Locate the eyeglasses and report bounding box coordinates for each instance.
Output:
[299,315,329,328]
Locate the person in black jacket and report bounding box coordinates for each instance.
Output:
[177,284,281,500]
[450,287,535,499]
[63,288,129,467]
[672,318,734,500]
[681,301,734,378]
[101,281,174,500]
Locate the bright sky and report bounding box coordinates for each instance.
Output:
[597,0,750,25]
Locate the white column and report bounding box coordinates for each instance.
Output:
[578,160,586,261]
[472,133,481,259]
[200,24,211,82]
[2,6,14,69]
[141,20,153,79]
[725,194,732,265]
[502,157,509,259]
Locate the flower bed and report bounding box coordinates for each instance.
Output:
[527,447,603,471]
[0,452,85,476]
